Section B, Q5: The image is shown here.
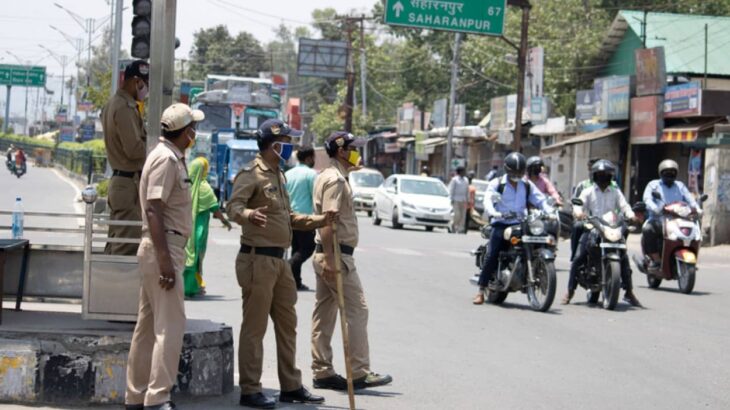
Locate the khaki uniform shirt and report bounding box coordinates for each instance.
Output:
[102,89,147,172]
[314,159,358,248]
[139,138,192,238]
[227,154,322,248]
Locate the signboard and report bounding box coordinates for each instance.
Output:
[77,101,94,112]
[297,38,348,79]
[384,142,401,153]
[664,82,701,118]
[454,103,466,127]
[432,99,447,128]
[383,0,507,36]
[0,64,46,87]
[529,96,549,125]
[59,125,76,142]
[596,76,632,121]
[526,47,544,106]
[593,78,605,120]
[79,122,96,141]
[489,96,506,131]
[576,90,595,121]
[635,47,666,97]
[414,131,428,160]
[630,96,664,145]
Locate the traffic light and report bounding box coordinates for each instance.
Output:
[131,0,152,59]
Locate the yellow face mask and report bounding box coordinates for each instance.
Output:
[347,149,361,167]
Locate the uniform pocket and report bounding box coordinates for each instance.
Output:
[235,253,254,289]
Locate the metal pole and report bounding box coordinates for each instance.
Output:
[359,15,367,118]
[704,23,708,89]
[60,56,66,108]
[512,4,531,152]
[86,18,93,88]
[110,0,124,94]
[445,32,462,178]
[344,20,355,133]
[147,0,177,152]
[24,84,29,135]
[3,86,10,133]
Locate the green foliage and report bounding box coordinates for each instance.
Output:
[0,134,55,148]
[96,178,109,198]
[81,28,130,111]
[188,26,269,80]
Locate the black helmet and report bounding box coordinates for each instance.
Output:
[504,152,526,178]
[526,156,543,176]
[591,159,616,176]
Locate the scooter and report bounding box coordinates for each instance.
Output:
[13,162,26,178]
[633,192,707,294]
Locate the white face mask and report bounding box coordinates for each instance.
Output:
[136,81,149,101]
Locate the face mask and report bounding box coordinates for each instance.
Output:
[136,81,148,101]
[273,142,294,161]
[593,174,612,185]
[347,149,361,167]
[661,173,676,186]
[185,129,196,150]
[528,166,541,177]
[509,175,521,183]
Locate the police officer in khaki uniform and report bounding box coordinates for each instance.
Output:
[125,103,204,410]
[311,131,393,391]
[102,60,149,255]
[227,119,331,409]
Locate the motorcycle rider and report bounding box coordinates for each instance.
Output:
[472,152,553,305]
[562,159,642,307]
[525,156,563,206]
[641,159,699,271]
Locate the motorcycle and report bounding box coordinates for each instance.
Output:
[570,198,633,310]
[12,161,26,178]
[633,192,707,294]
[469,208,558,312]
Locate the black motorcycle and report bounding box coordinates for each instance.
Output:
[571,198,637,310]
[470,209,558,312]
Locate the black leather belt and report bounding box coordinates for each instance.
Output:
[239,244,285,259]
[315,243,355,256]
[113,169,141,178]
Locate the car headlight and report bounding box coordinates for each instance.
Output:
[401,201,416,209]
[528,219,545,236]
[604,227,623,242]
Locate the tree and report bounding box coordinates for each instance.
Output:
[82,28,130,110]
[188,25,268,80]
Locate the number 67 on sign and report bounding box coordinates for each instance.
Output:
[384,0,507,37]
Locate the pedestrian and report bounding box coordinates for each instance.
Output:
[485,165,501,181]
[526,156,563,206]
[448,166,469,234]
[183,156,232,298]
[14,147,26,175]
[125,103,204,410]
[227,119,331,409]
[285,146,318,291]
[420,165,430,177]
[102,60,149,255]
[311,131,393,392]
[464,170,477,232]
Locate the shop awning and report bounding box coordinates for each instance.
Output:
[660,119,722,143]
[397,136,415,144]
[419,137,447,147]
[428,126,487,138]
[541,127,627,152]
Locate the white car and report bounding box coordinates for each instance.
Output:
[372,174,453,231]
[350,168,384,216]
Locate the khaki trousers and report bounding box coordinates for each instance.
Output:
[236,252,302,394]
[106,175,142,255]
[311,253,370,380]
[451,201,467,234]
[125,237,186,406]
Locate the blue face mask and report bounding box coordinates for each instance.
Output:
[274,142,294,162]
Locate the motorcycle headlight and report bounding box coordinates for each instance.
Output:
[604,227,623,242]
[528,219,545,236]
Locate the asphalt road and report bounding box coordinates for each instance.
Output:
[2,168,729,409]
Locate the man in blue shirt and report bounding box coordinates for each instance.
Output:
[285,146,318,291]
[473,153,553,305]
[641,159,699,270]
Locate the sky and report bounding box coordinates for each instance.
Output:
[0,0,376,127]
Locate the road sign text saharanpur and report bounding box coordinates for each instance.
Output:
[384,0,507,36]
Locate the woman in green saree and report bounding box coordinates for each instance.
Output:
[184,157,232,297]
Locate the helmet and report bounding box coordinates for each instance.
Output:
[591,159,616,176]
[503,152,526,178]
[526,156,543,176]
[658,159,678,176]
[467,170,476,178]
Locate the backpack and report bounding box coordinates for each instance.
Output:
[497,178,531,208]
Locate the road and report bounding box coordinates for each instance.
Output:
[2,168,729,409]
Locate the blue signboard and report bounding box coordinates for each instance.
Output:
[664,82,702,118]
[79,122,95,141]
[576,90,595,121]
[605,76,631,121]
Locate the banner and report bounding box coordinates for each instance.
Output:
[630,96,664,144]
[635,47,666,96]
[664,82,702,117]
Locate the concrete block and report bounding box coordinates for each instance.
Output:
[189,347,223,396]
[41,354,93,403]
[0,339,39,402]
[93,352,128,403]
[221,341,234,394]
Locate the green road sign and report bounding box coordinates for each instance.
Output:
[0,64,46,87]
[384,0,507,36]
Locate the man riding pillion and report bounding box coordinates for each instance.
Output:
[525,156,562,206]
[562,159,642,307]
[472,152,554,305]
[641,159,699,271]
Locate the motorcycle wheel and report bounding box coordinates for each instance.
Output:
[486,290,508,305]
[587,290,600,304]
[527,259,556,312]
[647,275,662,289]
[677,262,696,294]
[602,260,621,310]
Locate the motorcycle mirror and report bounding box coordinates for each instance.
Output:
[699,193,709,203]
[652,191,662,200]
[571,198,583,207]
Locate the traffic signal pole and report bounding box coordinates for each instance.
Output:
[445,32,462,178]
[147,0,177,152]
[3,86,10,134]
[110,0,124,94]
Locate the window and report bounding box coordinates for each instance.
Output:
[399,179,449,197]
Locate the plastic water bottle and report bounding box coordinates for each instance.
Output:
[11,196,23,239]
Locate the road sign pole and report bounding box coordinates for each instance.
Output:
[512,2,530,152]
[110,0,124,95]
[3,85,10,134]
[445,32,462,179]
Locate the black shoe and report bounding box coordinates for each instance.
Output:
[280,387,324,404]
[313,374,348,391]
[353,372,393,389]
[239,392,276,409]
[125,405,144,410]
[143,402,176,410]
[297,283,310,291]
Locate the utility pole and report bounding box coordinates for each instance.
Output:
[344,20,355,133]
[641,10,648,47]
[359,14,367,118]
[445,32,462,178]
[704,23,708,89]
[511,1,531,152]
[39,45,69,110]
[147,0,177,152]
[86,18,94,88]
[110,0,124,94]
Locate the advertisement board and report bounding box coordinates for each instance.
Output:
[414,131,428,161]
[635,47,666,96]
[664,82,702,117]
[432,98,448,128]
[576,90,595,121]
[604,76,632,121]
[489,96,506,131]
[630,96,664,144]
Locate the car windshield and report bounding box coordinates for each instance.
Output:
[351,172,383,188]
[400,179,448,197]
[228,149,258,178]
[473,181,489,192]
[198,104,231,130]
